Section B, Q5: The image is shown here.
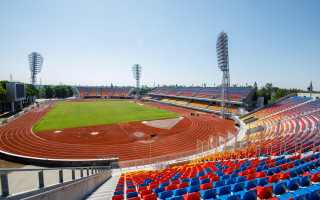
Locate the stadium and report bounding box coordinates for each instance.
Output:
[1,49,320,200]
[1,1,320,200]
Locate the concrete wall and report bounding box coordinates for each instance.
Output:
[297,93,320,100]
[4,170,111,200]
[0,151,118,167]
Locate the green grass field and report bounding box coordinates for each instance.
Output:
[33,101,181,132]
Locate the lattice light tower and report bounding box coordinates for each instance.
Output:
[29,52,43,85]
[216,32,231,119]
[132,64,142,99]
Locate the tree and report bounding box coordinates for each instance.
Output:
[54,86,62,99]
[273,89,286,102]
[66,86,74,97]
[61,86,69,98]
[44,86,54,99]
[25,84,39,97]
[0,84,6,103]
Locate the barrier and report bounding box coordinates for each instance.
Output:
[0,165,111,199]
[18,111,24,117]
[6,116,14,123]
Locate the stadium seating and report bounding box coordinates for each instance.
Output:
[194,88,220,99]
[76,87,89,96]
[121,88,132,96]
[113,89,123,97]
[76,86,133,97]
[179,88,202,97]
[112,152,320,200]
[101,88,114,96]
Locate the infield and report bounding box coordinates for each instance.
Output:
[33,101,181,132]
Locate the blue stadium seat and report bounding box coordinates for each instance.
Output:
[116,184,124,188]
[200,178,211,184]
[200,188,216,200]
[267,181,287,195]
[293,188,310,200]
[258,177,269,186]
[158,190,173,199]
[277,192,295,200]
[231,182,245,193]
[245,179,258,190]
[267,168,275,176]
[300,175,311,187]
[166,196,184,200]
[226,178,236,185]
[190,180,200,186]
[213,180,226,187]
[180,178,189,183]
[234,189,257,200]
[126,191,138,199]
[287,177,300,191]
[138,183,147,187]
[217,194,241,200]
[127,185,135,189]
[236,176,247,183]
[186,185,200,193]
[305,184,320,200]
[216,185,231,196]
[153,187,165,194]
[113,190,124,196]
[172,188,187,196]
[160,182,170,188]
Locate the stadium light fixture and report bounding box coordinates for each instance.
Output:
[216,32,230,118]
[132,64,142,99]
[29,52,43,85]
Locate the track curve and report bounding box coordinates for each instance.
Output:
[0,100,236,162]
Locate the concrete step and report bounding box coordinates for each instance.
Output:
[87,172,121,200]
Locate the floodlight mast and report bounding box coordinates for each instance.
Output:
[216,32,231,119]
[132,64,142,99]
[29,52,43,85]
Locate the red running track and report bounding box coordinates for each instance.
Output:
[0,100,236,161]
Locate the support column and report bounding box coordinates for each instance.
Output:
[11,102,15,113]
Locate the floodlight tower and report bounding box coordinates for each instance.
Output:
[132,64,142,99]
[216,32,231,119]
[29,52,43,85]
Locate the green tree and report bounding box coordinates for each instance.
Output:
[44,86,54,99]
[66,85,74,97]
[25,84,39,97]
[54,86,62,99]
[0,84,6,103]
[61,86,69,98]
[273,89,286,102]
[0,80,10,89]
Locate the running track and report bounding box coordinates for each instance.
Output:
[0,100,236,162]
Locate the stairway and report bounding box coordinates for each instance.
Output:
[86,172,121,200]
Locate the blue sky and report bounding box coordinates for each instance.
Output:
[0,0,319,90]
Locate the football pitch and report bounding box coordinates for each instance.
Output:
[33,101,181,132]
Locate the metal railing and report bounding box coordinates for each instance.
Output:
[0,165,110,197]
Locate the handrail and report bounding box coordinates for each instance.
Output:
[0,165,110,172]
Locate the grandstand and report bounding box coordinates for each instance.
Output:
[109,95,320,200]
[144,86,257,115]
[75,86,133,98]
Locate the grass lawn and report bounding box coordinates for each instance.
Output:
[33,101,181,131]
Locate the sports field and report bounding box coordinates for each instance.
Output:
[33,101,181,132]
